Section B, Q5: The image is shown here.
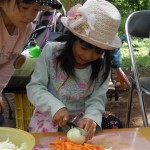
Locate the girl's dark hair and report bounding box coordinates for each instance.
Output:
[2,0,36,7]
[3,0,37,7]
[0,0,37,10]
[56,31,111,86]
[16,0,36,5]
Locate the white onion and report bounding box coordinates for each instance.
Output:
[67,128,86,144]
[0,138,27,150]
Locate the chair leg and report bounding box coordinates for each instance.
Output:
[2,93,13,119]
[133,75,148,127]
[126,79,134,128]
[109,69,119,101]
[138,91,148,127]
[126,74,149,127]
[114,84,119,101]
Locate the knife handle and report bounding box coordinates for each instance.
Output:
[66,121,77,128]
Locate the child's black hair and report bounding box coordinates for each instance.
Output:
[2,0,38,6]
[16,0,37,5]
[56,31,111,86]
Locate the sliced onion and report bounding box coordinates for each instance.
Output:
[67,128,86,144]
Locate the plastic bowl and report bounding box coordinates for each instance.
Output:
[0,127,35,149]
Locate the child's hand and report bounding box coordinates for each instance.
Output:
[0,96,4,113]
[53,107,69,127]
[78,118,97,141]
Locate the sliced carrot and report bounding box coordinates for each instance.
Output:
[50,138,104,150]
[84,143,104,150]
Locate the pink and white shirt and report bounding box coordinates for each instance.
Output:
[0,11,33,93]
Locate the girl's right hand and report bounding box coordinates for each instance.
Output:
[53,107,69,127]
[0,97,4,113]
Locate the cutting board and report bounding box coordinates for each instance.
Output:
[33,129,150,150]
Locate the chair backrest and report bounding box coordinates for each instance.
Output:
[126,10,150,38]
[125,10,150,92]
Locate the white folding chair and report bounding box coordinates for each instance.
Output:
[125,10,150,127]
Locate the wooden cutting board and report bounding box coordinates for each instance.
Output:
[32,128,150,150]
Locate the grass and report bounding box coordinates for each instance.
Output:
[121,38,150,73]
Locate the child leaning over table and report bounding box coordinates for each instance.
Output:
[0,0,62,126]
[27,0,122,141]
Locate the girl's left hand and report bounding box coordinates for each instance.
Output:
[77,118,97,141]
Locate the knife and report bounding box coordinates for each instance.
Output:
[66,120,77,128]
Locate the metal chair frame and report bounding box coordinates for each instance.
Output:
[125,10,150,127]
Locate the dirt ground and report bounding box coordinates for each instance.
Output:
[2,69,150,129]
[106,88,150,128]
[106,69,150,128]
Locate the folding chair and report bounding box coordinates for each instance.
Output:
[125,10,150,127]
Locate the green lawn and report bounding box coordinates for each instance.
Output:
[121,39,150,73]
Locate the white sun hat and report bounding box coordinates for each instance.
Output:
[61,0,122,50]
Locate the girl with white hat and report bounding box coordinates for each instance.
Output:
[27,0,122,141]
[0,0,62,126]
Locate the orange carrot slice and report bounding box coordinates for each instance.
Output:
[50,138,104,150]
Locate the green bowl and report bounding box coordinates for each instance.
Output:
[0,127,35,149]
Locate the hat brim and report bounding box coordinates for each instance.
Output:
[61,17,122,50]
[34,0,62,9]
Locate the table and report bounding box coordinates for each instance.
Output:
[32,127,150,150]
